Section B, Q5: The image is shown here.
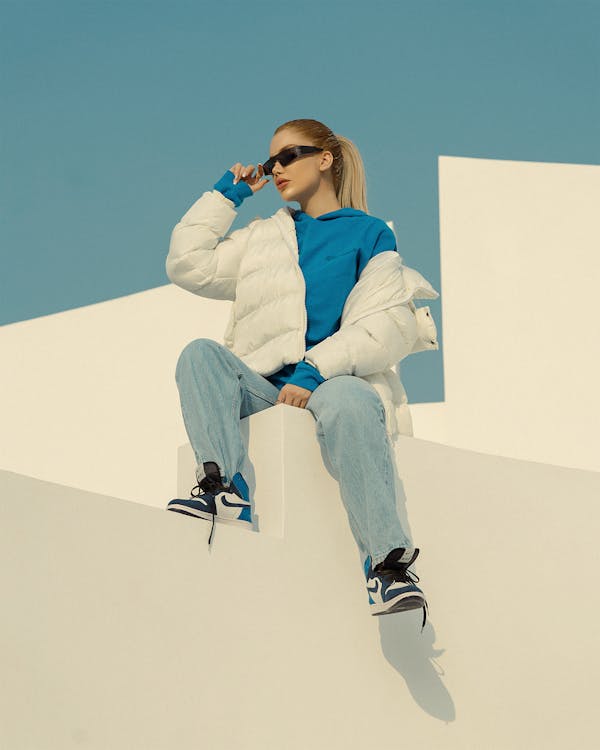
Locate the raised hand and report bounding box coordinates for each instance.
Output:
[229,163,270,194]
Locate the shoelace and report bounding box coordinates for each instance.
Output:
[398,561,428,632]
[377,564,429,632]
[191,476,226,547]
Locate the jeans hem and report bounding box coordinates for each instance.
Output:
[370,543,413,568]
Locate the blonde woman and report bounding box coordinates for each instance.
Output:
[166,119,439,631]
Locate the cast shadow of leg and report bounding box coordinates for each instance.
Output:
[377,443,455,721]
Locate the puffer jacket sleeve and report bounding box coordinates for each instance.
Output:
[166,189,261,301]
[302,303,419,379]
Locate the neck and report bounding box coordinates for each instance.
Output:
[297,183,342,218]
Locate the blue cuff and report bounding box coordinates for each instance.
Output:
[213,169,253,207]
[287,360,326,392]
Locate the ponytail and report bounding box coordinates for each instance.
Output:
[334,134,368,213]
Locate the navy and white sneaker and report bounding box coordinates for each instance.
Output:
[364,547,429,631]
[166,471,252,543]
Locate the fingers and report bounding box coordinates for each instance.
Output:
[246,165,265,191]
[279,397,306,408]
[228,163,245,183]
[254,167,271,192]
[229,163,270,192]
[233,164,256,184]
[276,386,310,408]
[231,164,269,183]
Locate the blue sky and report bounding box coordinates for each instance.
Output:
[1,0,599,402]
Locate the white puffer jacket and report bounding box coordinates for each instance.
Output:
[166,188,440,440]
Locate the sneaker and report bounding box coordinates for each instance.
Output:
[364,547,429,631]
[166,471,253,542]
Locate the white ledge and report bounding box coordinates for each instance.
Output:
[3,410,600,747]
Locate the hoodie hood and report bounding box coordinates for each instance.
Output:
[290,207,367,221]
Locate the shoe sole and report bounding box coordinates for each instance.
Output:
[166,503,252,528]
[371,594,426,616]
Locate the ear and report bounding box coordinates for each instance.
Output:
[319,150,334,171]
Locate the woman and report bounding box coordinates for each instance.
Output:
[165,119,439,631]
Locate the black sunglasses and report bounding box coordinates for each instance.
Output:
[261,145,324,176]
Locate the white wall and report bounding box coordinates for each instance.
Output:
[413,156,600,472]
[0,285,224,507]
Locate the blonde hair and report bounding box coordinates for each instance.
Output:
[272,118,368,213]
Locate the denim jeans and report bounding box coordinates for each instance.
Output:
[174,338,412,568]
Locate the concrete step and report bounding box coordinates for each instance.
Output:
[1,404,599,748]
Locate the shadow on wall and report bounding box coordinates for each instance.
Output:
[311,408,455,722]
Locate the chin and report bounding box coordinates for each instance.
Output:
[282,187,303,204]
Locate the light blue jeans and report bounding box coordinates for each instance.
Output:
[174,338,412,568]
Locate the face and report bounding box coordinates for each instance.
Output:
[266,129,334,203]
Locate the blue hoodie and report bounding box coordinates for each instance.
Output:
[213,169,398,392]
